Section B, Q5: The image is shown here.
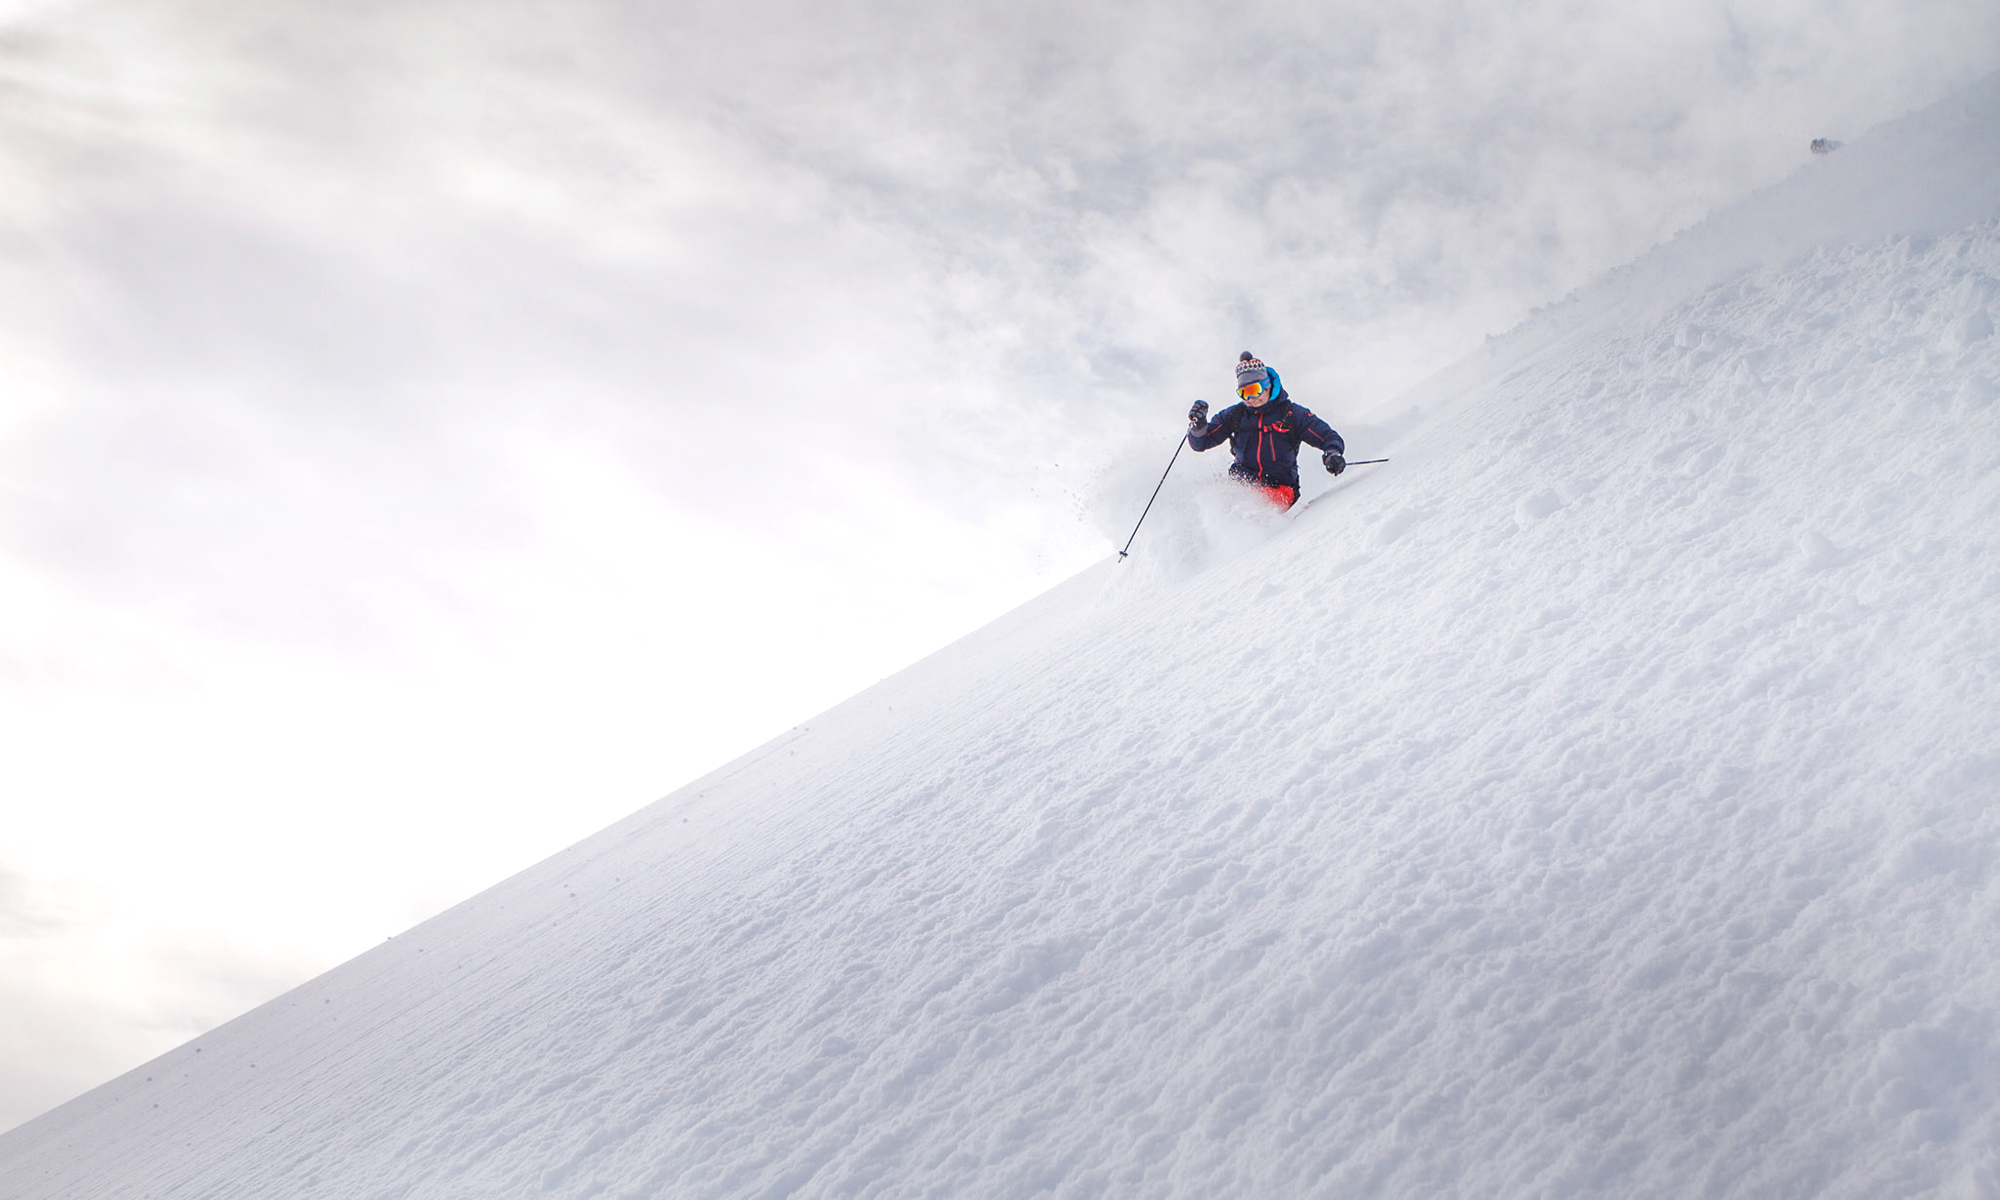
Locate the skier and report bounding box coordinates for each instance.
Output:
[1186,352,1345,509]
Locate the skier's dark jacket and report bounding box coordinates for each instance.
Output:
[1186,370,1344,490]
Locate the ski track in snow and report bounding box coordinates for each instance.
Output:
[7,82,2000,1200]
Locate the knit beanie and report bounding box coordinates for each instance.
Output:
[1235,351,1268,388]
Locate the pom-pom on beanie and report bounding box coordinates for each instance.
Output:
[1235,351,1268,387]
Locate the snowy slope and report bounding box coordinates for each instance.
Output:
[6,78,2000,1200]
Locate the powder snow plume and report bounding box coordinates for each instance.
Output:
[1087,440,1300,586]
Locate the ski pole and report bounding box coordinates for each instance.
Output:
[1117,438,1186,561]
[1345,458,1390,466]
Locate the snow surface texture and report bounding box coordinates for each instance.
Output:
[7,77,2000,1200]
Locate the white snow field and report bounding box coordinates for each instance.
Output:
[7,78,2000,1200]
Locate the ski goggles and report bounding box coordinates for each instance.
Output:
[1237,380,1270,401]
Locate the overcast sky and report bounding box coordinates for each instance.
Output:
[1,0,1995,1132]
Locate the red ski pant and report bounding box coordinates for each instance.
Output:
[1250,482,1298,509]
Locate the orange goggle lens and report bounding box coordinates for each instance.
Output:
[1238,381,1267,400]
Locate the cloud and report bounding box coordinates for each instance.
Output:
[9,2,1996,531]
[0,866,72,939]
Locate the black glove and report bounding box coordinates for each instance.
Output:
[1323,448,1345,476]
[1188,400,1209,428]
